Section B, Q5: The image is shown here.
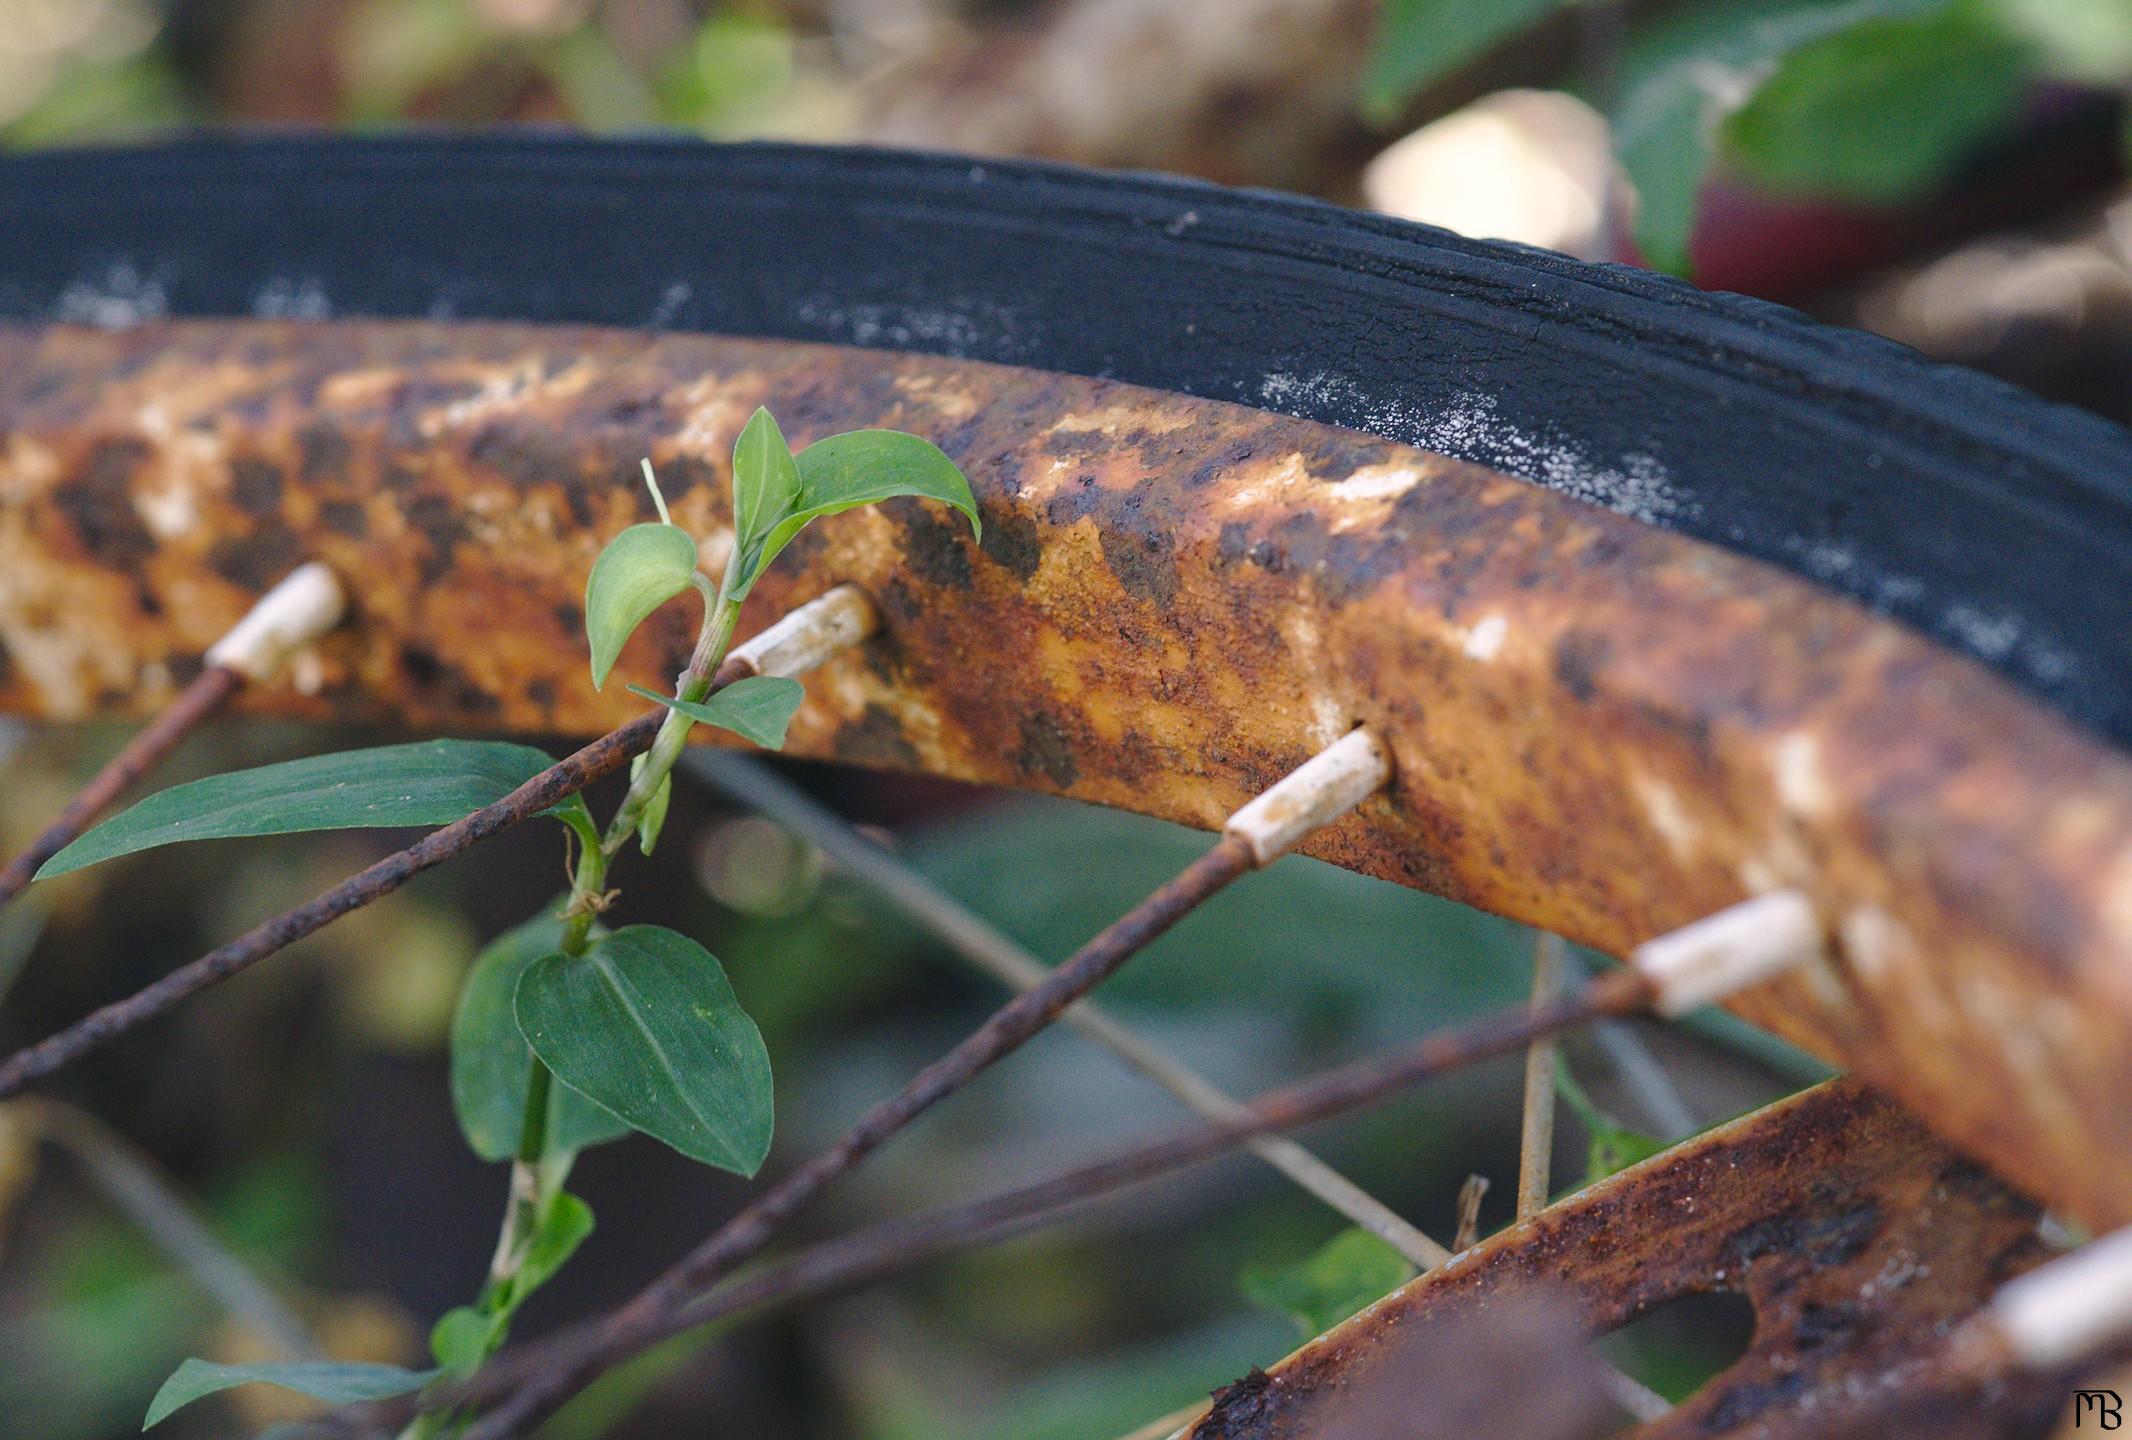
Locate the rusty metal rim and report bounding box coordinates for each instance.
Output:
[1181,1080,2085,1440]
[3,137,2131,744]
[2,317,2130,1242]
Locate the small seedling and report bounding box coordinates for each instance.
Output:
[45,409,976,1433]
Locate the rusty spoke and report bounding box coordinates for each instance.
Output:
[684,748,1449,1268]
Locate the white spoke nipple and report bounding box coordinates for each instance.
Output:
[1990,1225,2132,1369]
[1223,728,1392,868]
[1631,889,1823,1016]
[731,585,878,679]
[204,562,346,681]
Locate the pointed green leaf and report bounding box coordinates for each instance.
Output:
[725,417,979,600]
[515,925,773,1174]
[728,406,805,599]
[144,1359,438,1428]
[40,740,558,880]
[1240,1228,1417,1338]
[585,522,701,689]
[450,912,631,1163]
[629,753,674,854]
[626,675,803,751]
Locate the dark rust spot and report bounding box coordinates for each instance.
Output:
[405,493,469,585]
[884,496,974,590]
[56,438,156,567]
[1553,629,1612,705]
[978,505,1042,582]
[208,525,303,589]
[319,499,369,537]
[1016,711,1080,789]
[832,704,921,770]
[297,420,353,484]
[229,456,284,517]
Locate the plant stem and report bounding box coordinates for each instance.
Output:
[605,595,742,849]
[559,592,741,955]
[454,582,747,1423]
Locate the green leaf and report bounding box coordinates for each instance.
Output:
[626,675,804,751]
[725,413,980,600]
[1364,0,1576,117]
[630,753,674,854]
[727,406,806,601]
[516,1191,596,1300]
[1610,0,1955,274]
[40,740,558,879]
[1555,1056,1670,1186]
[515,925,774,1174]
[450,912,631,1164]
[1721,10,2030,204]
[143,1359,438,1428]
[585,521,701,689]
[430,1305,500,1373]
[1240,1228,1417,1338]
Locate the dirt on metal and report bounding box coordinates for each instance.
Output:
[3,319,2131,1235]
[1186,1081,2100,1440]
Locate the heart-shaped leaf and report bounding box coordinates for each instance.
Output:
[145,1359,439,1428]
[626,675,804,750]
[515,925,773,1174]
[585,522,701,689]
[39,740,557,880]
[451,912,631,1163]
[725,411,979,600]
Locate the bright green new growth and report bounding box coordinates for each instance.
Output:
[724,408,980,601]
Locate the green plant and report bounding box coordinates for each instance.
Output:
[1368,0,2120,276]
[36,408,976,1434]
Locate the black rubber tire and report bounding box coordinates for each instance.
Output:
[2,135,2126,745]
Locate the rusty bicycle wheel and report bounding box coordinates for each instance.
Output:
[1,136,2129,1437]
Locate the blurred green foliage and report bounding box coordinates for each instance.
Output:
[1554,1055,1667,1188]
[1238,1226,1416,1338]
[0,0,807,150]
[1373,0,2132,274]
